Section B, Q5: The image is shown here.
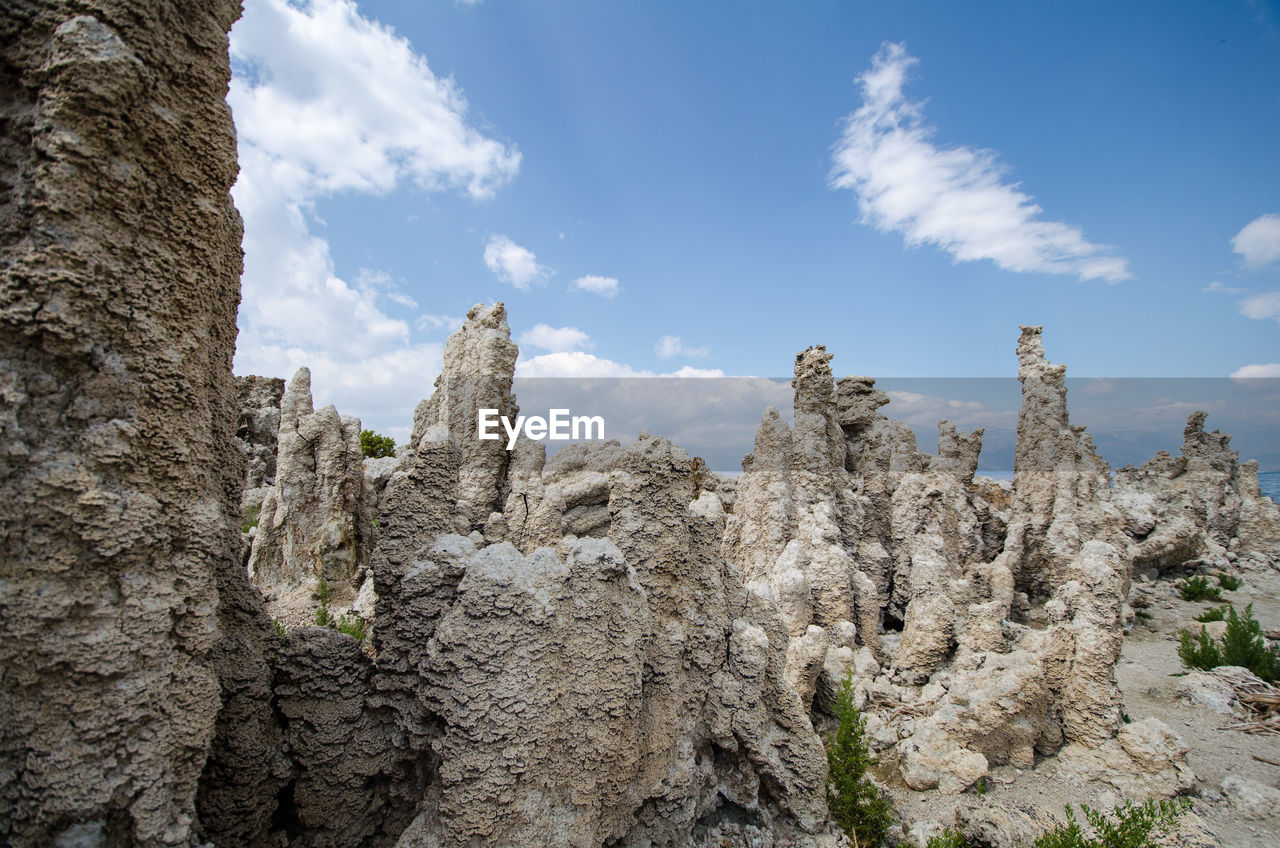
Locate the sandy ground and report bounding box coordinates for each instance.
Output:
[1115,561,1280,847]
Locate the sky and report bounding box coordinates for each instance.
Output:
[227,0,1280,446]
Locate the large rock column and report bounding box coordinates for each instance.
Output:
[0,2,248,845]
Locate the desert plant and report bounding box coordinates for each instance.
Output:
[241,502,260,534]
[314,604,333,628]
[312,579,332,605]
[1178,603,1280,683]
[360,429,396,459]
[1032,798,1190,848]
[335,613,367,641]
[1217,573,1242,591]
[273,618,287,638]
[1176,575,1222,602]
[825,674,894,847]
[1193,605,1230,623]
[925,829,970,848]
[1134,609,1153,622]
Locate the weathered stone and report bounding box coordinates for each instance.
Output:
[247,367,372,624]
[0,2,255,844]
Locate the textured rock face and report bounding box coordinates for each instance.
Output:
[410,301,519,529]
[1116,412,1280,569]
[209,307,841,847]
[237,374,286,492]
[1003,326,1122,603]
[0,2,251,844]
[715,327,1196,805]
[247,367,372,622]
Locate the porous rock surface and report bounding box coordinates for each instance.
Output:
[3,1,1277,842]
[247,366,372,624]
[237,374,285,493]
[1116,411,1280,575]
[0,2,265,845]
[717,327,1198,820]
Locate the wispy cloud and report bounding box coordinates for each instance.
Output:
[1239,291,1280,323]
[1231,363,1280,379]
[484,235,551,290]
[1232,213,1280,269]
[1204,280,1247,295]
[831,42,1130,283]
[519,324,594,353]
[572,274,620,297]
[229,0,519,440]
[416,313,465,333]
[654,335,710,359]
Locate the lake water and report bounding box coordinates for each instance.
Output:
[1260,471,1280,503]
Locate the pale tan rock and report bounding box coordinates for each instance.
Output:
[1053,718,1194,798]
[410,302,519,529]
[1221,774,1280,821]
[247,368,372,624]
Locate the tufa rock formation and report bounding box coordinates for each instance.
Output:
[0,2,267,845]
[247,366,372,624]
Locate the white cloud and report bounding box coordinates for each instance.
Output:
[516,351,725,378]
[831,42,1130,283]
[1203,280,1246,295]
[484,235,551,290]
[655,335,710,359]
[1231,363,1280,379]
[572,274,620,297]
[1239,291,1280,322]
[416,313,465,333]
[1232,214,1280,269]
[519,324,594,353]
[229,0,519,436]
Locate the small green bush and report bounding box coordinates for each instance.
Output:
[312,579,332,605]
[335,613,367,641]
[826,674,894,847]
[1176,575,1222,602]
[242,502,260,534]
[360,429,396,459]
[1178,603,1280,683]
[926,829,969,848]
[273,618,287,638]
[1032,798,1190,848]
[1217,573,1242,591]
[314,604,333,628]
[1193,605,1230,623]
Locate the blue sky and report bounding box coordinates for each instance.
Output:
[228,0,1280,442]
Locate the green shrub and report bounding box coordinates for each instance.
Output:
[825,674,894,847]
[273,618,287,638]
[1176,575,1221,602]
[360,429,396,459]
[926,829,970,848]
[335,613,367,641]
[1217,573,1242,591]
[1032,798,1190,848]
[314,604,333,628]
[242,502,260,534]
[312,579,332,605]
[1193,605,1230,623]
[1177,603,1280,683]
